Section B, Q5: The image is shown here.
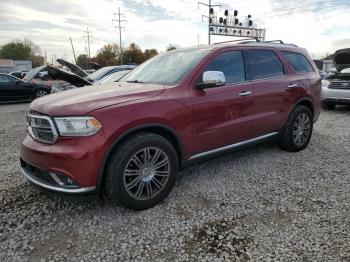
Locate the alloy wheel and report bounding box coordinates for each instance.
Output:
[36,90,48,98]
[123,147,171,200]
[292,113,311,146]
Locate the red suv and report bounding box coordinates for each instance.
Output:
[20,42,321,210]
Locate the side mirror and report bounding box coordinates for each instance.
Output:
[196,71,226,89]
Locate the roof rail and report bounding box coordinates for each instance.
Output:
[213,39,298,48]
[264,40,284,44]
[213,38,258,45]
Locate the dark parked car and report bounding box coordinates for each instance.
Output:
[9,71,28,79]
[0,73,51,102]
[20,41,321,210]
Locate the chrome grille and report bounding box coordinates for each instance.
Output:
[328,80,350,90]
[27,114,58,144]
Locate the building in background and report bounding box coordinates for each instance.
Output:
[0,59,32,73]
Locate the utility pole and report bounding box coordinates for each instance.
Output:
[70,37,77,64]
[198,0,221,45]
[83,27,93,62]
[112,7,127,65]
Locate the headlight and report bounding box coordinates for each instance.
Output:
[322,80,330,88]
[54,117,102,136]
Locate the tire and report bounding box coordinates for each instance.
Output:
[35,89,48,98]
[105,132,179,210]
[278,105,313,152]
[322,102,336,110]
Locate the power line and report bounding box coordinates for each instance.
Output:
[112,7,127,65]
[83,27,93,62]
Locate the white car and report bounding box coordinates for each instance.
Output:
[321,48,350,110]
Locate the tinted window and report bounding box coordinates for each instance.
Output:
[204,51,245,84]
[283,51,314,73]
[246,50,284,80]
[0,75,14,85]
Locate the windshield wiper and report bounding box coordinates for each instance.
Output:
[126,80,145,83]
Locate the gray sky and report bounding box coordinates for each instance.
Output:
[0,0,349,62]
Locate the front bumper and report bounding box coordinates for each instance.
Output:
[20,133,107,192]
[321,81,350,103]
[21,161,96,193]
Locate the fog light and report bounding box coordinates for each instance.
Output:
[49,172,78,188]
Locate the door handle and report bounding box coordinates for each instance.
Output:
[287,83,298,88]
[238,91,252,97]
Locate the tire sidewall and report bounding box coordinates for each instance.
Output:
[288,106,313,151]
[35,89,48,98]
[107,134,178,210]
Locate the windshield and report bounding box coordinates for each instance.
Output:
[95,70,130,85]
[122,49,210,85]
[86,66,116,82]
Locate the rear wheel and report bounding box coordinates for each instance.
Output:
[278,105,313,152]
[322,102,336,110]
[105,133,179,210]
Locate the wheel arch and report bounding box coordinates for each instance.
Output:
[288,97,315,120]
[96,123,184,191]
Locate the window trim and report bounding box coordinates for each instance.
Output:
[244,49,286,81]
[282,51,315,75]
[197,49,248,88]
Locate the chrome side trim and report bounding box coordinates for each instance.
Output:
[21,167,96,193]
[188,132,278,161]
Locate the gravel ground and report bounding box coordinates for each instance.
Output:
[0,103,349,261]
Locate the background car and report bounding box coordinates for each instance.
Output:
[0,73,51,102]
[9,71,28,79]
[85,65,137,83]
[94,70,131,85]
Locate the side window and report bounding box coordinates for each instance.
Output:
[283,51,314,73]
[246,50,284,80]
[0,75,14,86]
[204,51,245,84]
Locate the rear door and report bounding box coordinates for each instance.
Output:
[244,49,299,136]
[191,50,256,154]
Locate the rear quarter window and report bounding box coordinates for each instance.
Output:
[282,51,314,74]
[246,50,284,80]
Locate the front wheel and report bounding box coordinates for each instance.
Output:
[278,105,313,152]
[105,133,179,210]
[35,89,48,98]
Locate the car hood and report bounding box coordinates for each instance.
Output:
[333,48,350,72]
[47,65,92,87]
[30,82,165,116]
[57,59,89,78]
[22,65,47,82]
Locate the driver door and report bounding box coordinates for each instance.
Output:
[190,50,256,154]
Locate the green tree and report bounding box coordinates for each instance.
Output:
[143,48,158,60]
[94,44,119,66]
[76,54,89,69]
[0,41,32,60]
[122,43,145,65]
[32,55,45,67]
